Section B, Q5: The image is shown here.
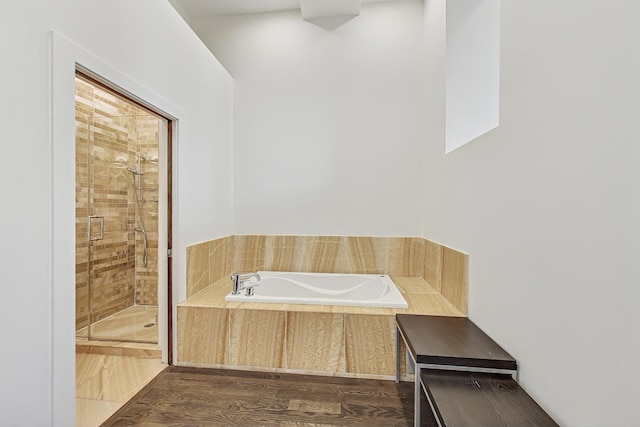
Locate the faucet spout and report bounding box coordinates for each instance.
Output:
[230,272,261,295]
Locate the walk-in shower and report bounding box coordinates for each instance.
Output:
[75,75,162,344]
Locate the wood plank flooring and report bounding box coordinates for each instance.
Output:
[102,367,425,426]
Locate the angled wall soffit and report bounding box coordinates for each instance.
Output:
[299,0,361,20]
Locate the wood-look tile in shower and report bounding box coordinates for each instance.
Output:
[229,309,285,368]
[286,312,345,373]
[344,314,397,376]
[177,306,228,365]
[93,93,131,119]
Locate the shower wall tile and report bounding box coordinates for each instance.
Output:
[286,312,345,373]
[229,309,285,368]
[423,239,443,292]
[345,314,397,376]
[441,246,468,315]
[134,113,160,306]
[177,306,228,365]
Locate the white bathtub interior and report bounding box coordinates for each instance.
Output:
[225,271,409,309]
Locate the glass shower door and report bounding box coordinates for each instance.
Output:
[75,74,160,345]
[75,76,161,346]
[87,116,144,342]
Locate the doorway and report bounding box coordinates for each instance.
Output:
[74,72,171,347]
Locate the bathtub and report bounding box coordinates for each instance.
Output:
[224,271,409,309]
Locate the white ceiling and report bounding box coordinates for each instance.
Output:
[169,0,395,20]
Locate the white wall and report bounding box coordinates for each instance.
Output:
[194,0,426,237]
[0,1,233,425]
[424,0,640,425]
[445,0,500,153]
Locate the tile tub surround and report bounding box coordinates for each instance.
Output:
[185,235,468,314]
[180,235,467,379]
[177,276,463,380]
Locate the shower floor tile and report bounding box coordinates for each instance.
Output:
[76,305,158,343]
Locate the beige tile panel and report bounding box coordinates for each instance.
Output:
[76,353,115,387]
[441,246,469,315]
[186,241,210,298]
[402,293,465,316]
[286,312,344,372]
[76,338,161,358]
[75,352,165,427]
[338,305,397,316]
[229,309,285,368]
[177,306,228,365]
[75,355,164,401]
[264,235,307,272]
[345,314,397,376]
[345,236,387,274]
[392,276,438,295]
[423,239,443,292]
[209,236,234,285]
[387,237,424,277]
[76,397,122,427]
[181,278,229,307]
[233,235,267,272]
[306,236,344,273]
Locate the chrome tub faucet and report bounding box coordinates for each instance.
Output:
[231,272,261,295]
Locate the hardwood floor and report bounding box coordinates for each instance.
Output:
[102,367,423,426]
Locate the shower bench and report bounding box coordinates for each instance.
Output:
[395,314,558,426]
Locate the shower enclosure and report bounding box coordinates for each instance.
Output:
[75,75,162,344]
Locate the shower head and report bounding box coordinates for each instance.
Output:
[127,166,144,176]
